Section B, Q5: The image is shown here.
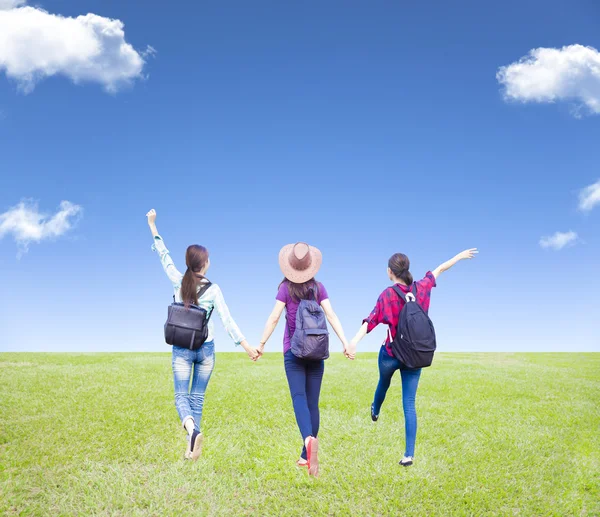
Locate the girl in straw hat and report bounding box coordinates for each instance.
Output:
[257,242,352,477]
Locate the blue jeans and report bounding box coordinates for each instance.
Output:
[172,342,215,432]
[284,350,324,460]
[373,345,422,457]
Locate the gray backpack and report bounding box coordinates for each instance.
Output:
[290,288,330,361]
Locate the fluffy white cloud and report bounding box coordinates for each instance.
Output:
[578,179,600,212]
[0,2,151,93]
[0,0,25,9]
[0,200,82,256]
[539,231,578,251]
[497,44,600,116]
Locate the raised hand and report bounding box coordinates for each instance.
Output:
[146,208,157,226]
[458,248,478,260]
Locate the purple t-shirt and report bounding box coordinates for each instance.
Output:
[276,281,329,353]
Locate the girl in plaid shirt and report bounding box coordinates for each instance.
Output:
[348,248,478,467]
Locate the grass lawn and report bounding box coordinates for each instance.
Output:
[1,352,598,516]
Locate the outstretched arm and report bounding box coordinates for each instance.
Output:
[212,285,259,361]
[258,301,286,355]
[432,248,478,280]
[320,299,351,359]
[146,209,184,287]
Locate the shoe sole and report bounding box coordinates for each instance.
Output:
[191,434,203,461]
[307,438,319,477]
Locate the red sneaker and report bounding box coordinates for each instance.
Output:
[306,437,319,477]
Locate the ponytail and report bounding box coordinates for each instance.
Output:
[388,253,413,285]
[181,245,209,308]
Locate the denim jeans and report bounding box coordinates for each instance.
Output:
[284,350,324,460]
[373,345,422,457]
[172,341,215,432]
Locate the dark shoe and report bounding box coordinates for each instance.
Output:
[190,430,203,461]
[371,404,379,422]
[400,456,413,467]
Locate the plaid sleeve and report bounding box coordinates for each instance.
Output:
[420,271,437,290]
[362,293,384,333]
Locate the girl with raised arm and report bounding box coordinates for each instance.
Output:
[257,242,351,477]
[347,248,478,467]
[146,209,259,461]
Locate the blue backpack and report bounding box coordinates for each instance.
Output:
[289,288,330,361]
[390,284,437,369]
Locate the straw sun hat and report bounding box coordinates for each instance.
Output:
[278,242,322,284]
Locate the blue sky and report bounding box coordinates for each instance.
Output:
[0,0,599,353]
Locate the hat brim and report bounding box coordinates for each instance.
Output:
[279,244,323,284]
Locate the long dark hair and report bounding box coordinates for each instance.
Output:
[279,277,320,303]
[181,245,209,308]
[388,253,413,285]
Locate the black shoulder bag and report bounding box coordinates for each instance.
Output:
[164,282,213,350]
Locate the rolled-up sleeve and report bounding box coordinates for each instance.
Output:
[362,294,384,334]
[421,271,437,289]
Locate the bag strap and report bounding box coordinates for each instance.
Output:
[198,282,214,321]
[311,283,319,302]
[197,281,212,300]
[392,285,407,302]
[174,281,212,306]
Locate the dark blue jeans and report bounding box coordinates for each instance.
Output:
[284,350,324,460]
[373,345,422,457]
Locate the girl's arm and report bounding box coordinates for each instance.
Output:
[347,295,384,359]
[146,209,184,287]
[347,322,368,359]
[212,285,259,360]
[320,299,352,359]
[258,301,286,355]
[432,248,478,279]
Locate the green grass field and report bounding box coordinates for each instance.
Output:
[1,353,598,516]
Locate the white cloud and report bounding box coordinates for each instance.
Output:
[0,0,25,9]
[578,179,600,212]
[0,200,82,256]
[0,2,151,93]
[539,231,578,251]
[497,44,600,116]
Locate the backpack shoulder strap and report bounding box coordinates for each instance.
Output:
[411,283,417,296]
[311,283,320,302]
[198,282,214,320]
[197,281,212,299]
[391,285,407,302]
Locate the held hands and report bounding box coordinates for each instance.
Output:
[241,341,261,362]
[343,340,356,360]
